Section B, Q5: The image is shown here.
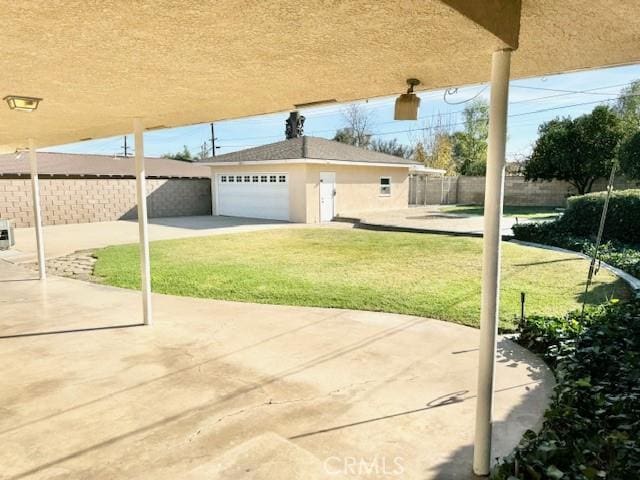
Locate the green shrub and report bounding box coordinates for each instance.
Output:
[561,189,640,244]
[494,300,640,479]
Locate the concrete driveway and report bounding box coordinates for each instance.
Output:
[2,216,313,263]
[0,260,553,479]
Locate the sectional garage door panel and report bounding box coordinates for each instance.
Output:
[217,173,289,221]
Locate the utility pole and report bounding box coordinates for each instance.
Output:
[210,123,217,157]
[122,136,131,157]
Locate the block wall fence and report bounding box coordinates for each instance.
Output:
[0,178,212,228]
[410,175,639,207]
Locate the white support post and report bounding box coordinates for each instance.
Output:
[473,48,512,476]
[134,119,152,325]
[28,139,46,280]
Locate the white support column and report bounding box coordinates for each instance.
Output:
[473,48,512,476]
[28,139,46,280]
[134,119,152,325]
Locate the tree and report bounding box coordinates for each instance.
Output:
[410,112,457,175]
[420,134,456,175]
[524,106,623,194]
[333,104,373,148]
[163,145,194,162]
[618,131,640,180]
[451,100,489,176]
[615,80,640,137]
[369,138,413,159]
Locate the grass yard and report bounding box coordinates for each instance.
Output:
[441,205,561,219]
[93,228,628,330]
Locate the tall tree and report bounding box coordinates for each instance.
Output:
[411,112,457,175]
[451,100,489,176]
[369,138,413,159]
[618,131,640,181]
[615,80,640,137]
[524,106,623,194]
[163,145,194,162]
[333,104,373,148]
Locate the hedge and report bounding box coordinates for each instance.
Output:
[561,189,640,245]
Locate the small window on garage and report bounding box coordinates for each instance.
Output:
[228,175,235,183]
[260,175,268,183]
[269,175,277,183]
[244,175,251,182]
[278,175,287,183]
[379,177,391,196]
[252,175,259,183]
[220,175,227,183]
[236,175,243,183]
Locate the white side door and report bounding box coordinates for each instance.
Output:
[319,172,336,222]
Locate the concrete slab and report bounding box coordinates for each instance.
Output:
[350,207,520,237]
[0,261,554,479]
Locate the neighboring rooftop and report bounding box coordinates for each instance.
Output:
[0,152,210,179]
[204,136,419,166]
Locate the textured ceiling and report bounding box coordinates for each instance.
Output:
[1,0,639,153]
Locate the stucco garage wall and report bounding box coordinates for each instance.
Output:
[0,178,211,228]
[209,164,307,222]
[304,164,409,223]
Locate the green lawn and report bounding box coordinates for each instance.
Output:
[441,205,561,219]
[93,228,627,331]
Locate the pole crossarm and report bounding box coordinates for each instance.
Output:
[439,0,522,50]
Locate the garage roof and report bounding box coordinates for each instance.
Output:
[0,152,210,179]
[1,1,639,154]
[202,136,418,167]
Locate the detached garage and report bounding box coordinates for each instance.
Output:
[203,136,440,223]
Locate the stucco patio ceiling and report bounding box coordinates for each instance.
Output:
[1,0,639,153]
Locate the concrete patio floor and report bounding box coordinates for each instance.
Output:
[0,260,554,479]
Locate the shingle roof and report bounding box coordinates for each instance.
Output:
[0,152,210,178]
[206,136,418,165]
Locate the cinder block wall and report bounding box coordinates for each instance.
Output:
[410,175,639,207]
[0,178,212,228]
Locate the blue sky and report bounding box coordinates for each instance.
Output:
[47,63,640,162]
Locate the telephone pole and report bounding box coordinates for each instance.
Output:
[210,123,217,157]
[121,136,131,157]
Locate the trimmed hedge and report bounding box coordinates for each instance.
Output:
[494,300,640,479]
[561,189,640,245]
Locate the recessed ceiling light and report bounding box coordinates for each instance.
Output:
[4,95,43,112]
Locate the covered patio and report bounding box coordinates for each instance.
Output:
[0,260,552,479]
[2,0,639,477]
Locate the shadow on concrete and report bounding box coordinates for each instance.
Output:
[4,315,431,480]
[0,323,144,340]
[426,337,552,479]
[145,215,288,230]
[288,390,469,441]
[0,277,41,283]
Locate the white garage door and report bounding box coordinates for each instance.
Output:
[216,173,289,221]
